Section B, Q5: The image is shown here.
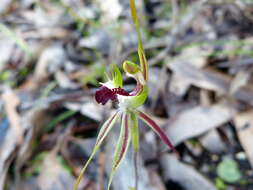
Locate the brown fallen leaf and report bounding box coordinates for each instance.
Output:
[169,45,212,97]
[15,109,53,185]
[160,154,217,190]
[65,99,105,121]
[149,0,208,66]
[0,89,26,189]
[37,125,74,190]
[0,39,15,71]
[167,59,253,105]
[229,70,251,95]
[165,102,236,146]
[22,27,71,40]
[21,2,66,28]
[2,88,23,144]
[99,0,122,22]
[55,70,79,89]
[148,169,167,190]
[0,0,12,14]
[10,177,38,190]
[234,111,253,168]
[199,129,226,154]
[37,151,74,190]
[0,92,50,189]
[34,45,66,82]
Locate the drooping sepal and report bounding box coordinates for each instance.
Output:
[73,112,120,190]
[96,111,121,146]
[137,111,178,155]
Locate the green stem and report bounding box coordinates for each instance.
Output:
[133,151,139,190]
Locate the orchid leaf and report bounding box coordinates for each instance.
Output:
[137,111,178,155]
[107,113,131,190]
[73,112,120,190]
[129,112,139,152]
[129,0,148,81]
[110,64,123,88]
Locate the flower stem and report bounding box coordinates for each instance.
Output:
[133,151,139,190]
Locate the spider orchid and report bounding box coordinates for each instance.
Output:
[73,0,177,189]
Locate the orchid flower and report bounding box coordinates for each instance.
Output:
[73,0,177,189]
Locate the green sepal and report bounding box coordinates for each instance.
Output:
[73,112,120,190]
[129,112,139,152]
[129,0,138,27]
[129,0,148,81]
[107,113,131,190]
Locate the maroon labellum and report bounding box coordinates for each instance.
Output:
[95,86,130,105]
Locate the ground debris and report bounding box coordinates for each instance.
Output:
[0,0,253,189]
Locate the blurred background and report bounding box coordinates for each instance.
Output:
[0,0,253,190]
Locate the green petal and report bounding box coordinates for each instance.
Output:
[73,112,120,190]
[96,111,121,146]
[110,64,123,88]
[107,112,131,190]
[129,112,139,152]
